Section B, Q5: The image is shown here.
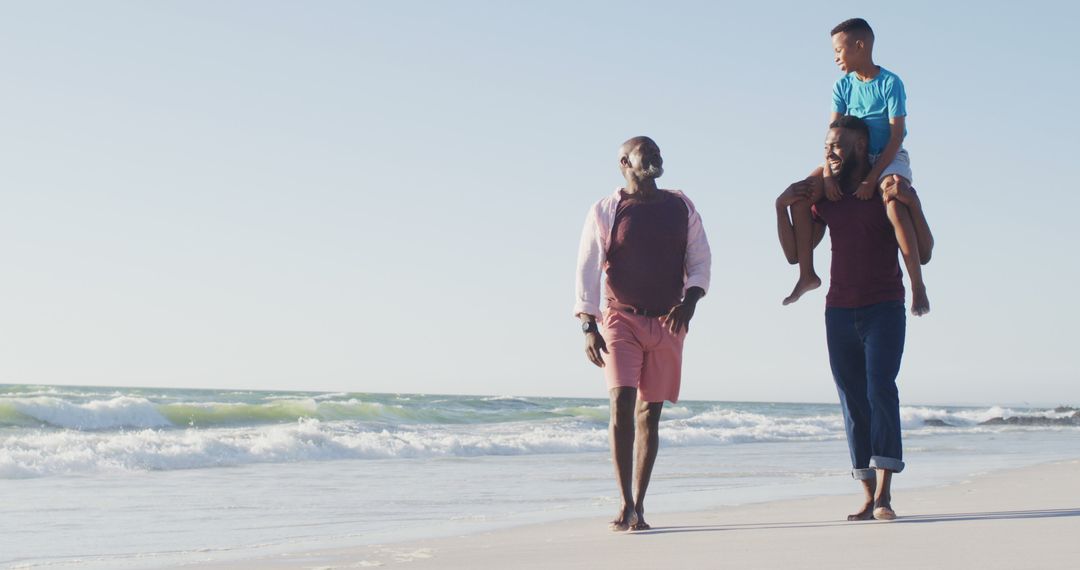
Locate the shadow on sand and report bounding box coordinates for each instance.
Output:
[632,508,1080,536]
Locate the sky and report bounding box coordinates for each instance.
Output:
[2,1,1077,406]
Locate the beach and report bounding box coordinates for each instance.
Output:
[6,3,1079,569]
[3,385,1079,569]
[189,459,1080,570]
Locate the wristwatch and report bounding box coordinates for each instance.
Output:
[582,320,599,334]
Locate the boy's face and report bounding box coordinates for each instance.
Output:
[831,32,862,72]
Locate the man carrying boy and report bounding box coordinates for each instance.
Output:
[573,136,711,531]
[784,18,931,316]
[776,116,934,520]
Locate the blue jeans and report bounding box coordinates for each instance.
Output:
[825,300,906,480]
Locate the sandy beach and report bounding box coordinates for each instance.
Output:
[6,3,1079,570]
[183,458,1080,569]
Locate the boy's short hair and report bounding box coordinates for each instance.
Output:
[830,115,870,143]
[831,18,874,42]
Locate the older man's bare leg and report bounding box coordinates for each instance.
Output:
[608,387,638,531]
[630,399,664,530]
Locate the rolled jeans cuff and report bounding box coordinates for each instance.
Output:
[870,456,905,473]
[851,468,876,481]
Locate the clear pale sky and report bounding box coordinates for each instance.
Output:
[2,1,1077,406]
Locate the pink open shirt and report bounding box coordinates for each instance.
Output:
[573,188,712,318]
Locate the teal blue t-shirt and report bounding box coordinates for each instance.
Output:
[831,67,907,155]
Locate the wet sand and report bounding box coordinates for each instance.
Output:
[186,459,1080,569]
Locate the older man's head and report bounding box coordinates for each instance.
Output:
[618,136,664,182]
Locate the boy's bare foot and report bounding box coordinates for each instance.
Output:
[783,274,821,305]
[609,505,637,531]
[911,285,930,316]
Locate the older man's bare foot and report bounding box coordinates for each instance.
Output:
[609,505,637,531]
[873,506,897,520]
[783,274,822,305]
[911,285,930,316]
[629,506,651,531]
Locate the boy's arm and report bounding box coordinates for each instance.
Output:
[861,116,905,194]
[860,74,908,199]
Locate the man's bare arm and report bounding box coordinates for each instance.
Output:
[776,202,798,265]
[813,216,826,248]
[883,179,934,264]
[578,313,608,367]
[662,286,704,334]
[775,178,824,263]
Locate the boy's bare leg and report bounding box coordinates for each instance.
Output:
[883,177,930,316]
[783,172,824,305]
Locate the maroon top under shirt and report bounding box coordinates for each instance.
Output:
[812,190,911,308]
[604,190,689,313]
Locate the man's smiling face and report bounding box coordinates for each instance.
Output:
[824,127,864,180]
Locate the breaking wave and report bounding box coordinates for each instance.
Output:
[0,396,581,430]
[2,385,1075,478]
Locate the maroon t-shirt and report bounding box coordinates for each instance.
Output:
[812,191,908,308]
[604,190,689,313]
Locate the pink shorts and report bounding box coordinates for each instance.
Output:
[601,308,686,403]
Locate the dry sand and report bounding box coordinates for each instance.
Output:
[187,459,1080,569]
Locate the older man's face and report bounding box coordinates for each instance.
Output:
[626,139,664,180]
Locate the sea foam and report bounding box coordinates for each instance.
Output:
[2,386,1075,478]
[0,408,893,478]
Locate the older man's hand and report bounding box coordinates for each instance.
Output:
[881,175,917,207]
[662,302,696,334]
[776,180,813,208]
[584,329,608,367]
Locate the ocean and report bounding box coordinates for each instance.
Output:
[2,384,1078,569]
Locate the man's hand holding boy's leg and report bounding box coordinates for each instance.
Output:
[881,174,914,205]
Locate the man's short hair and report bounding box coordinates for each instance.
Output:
[831,18,874,41]
[830,115,870,143]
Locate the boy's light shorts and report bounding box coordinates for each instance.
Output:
[600,308,685,404]
[869,148,913,184]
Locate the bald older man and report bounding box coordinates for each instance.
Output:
[573,136,712,531]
